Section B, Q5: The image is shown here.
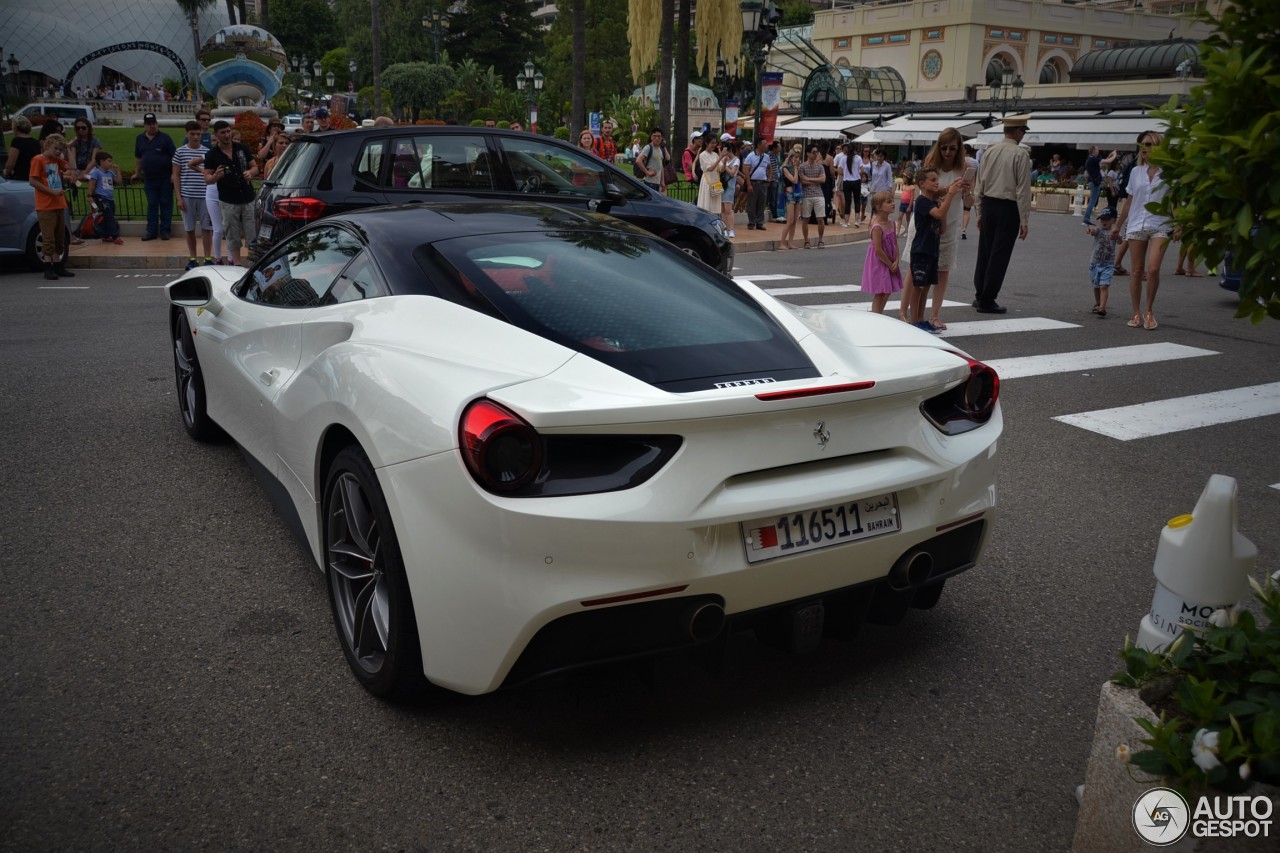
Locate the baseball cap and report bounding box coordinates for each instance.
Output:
[719,133,734,142]
[690,130,702,140]
[1099,207,1117,220]
[315,108,330,119]
[143,112,158,123]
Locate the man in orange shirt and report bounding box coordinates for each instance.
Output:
[30,133,75,280]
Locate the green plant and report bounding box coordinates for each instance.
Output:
[1112,574,1280,795]
[1149,0,1280,323]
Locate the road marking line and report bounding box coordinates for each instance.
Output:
[810,299,970,311]
[38,286,90,289]
[137,285,167,289]
[734,274,803,283]
[939,318,1080,337]
[986,343,1217,380]
[1054,382,1280,441]
[1271,483,1280,491]
[761,283,854,294]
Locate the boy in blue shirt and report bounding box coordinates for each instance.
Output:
[909,167,965,333]
[86,150,123,244]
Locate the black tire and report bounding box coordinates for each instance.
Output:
[671,238,707,266]
[172,311,221,442]
[25,224,71,271]
[323,446,426,699]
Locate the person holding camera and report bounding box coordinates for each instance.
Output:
[203,120,259,267]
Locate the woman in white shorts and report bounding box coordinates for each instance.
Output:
[904,127,971,329]
[1112,130,1171,330]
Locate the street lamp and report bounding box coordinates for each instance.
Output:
[714,56,730,132]
[739,0,780,142]
[514,59,543,131]
[348,60,357,92]
[989,65,1024,118]
[421,9,451,64]
[326,71,335,91]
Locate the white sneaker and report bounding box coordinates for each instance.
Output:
[840,220,849,228]
[727,230,736,238]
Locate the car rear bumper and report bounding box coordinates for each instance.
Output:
[377,432,998,695]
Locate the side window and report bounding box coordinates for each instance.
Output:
[499,137,606,198]
[379,134,493,191]
[323,251,389,304]
[355,139,387,186]
[242,227,363,307]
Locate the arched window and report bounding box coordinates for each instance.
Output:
[986,57,1014,86]
[1039,61,1060,85]
[703,97,712,108]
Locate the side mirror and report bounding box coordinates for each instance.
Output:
[168,276,222,315]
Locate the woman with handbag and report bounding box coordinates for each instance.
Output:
[696,135,729,219]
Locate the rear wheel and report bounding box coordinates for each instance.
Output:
[323,446,426,699]
[25,224,71,270]
[172,312,220,441]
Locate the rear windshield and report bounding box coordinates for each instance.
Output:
[268,140,325,188]
[428,232,817,392]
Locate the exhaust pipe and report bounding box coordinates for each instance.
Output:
[889,550,934,590]
[682,602,726,642]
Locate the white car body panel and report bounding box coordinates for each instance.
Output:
[167,239,1001,696]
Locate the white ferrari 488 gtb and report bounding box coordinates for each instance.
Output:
[167,202,1001,699]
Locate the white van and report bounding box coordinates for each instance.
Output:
[14,103,98,126]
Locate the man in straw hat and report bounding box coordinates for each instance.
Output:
[970,113,1032,313]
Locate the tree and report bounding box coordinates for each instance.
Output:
[447,0,542,84]
[173,0,216,105]
[1151,0,1280,322]
[382,62,457,120]
[268,0,342,64]
[543,0,630,132]
[571,0,585,137]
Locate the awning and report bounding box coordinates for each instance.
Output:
[975,114,1168,150]
[773,115,878,140]
[856,116,981,145]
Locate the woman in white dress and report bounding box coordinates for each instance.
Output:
[696,136,728,219]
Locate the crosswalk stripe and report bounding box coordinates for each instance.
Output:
[986,343,1217,380]
[733,274,803,283]
[939,318,1079,337]
[761,283,858,294]
[1053,382,1280,440]
[811,299,970,311]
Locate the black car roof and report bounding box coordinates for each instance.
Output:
[334,201,646,247]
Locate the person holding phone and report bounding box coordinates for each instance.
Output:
[203,120,258,267]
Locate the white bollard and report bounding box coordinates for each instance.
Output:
[1135,475,1257,651]
[1072,183,1086,217]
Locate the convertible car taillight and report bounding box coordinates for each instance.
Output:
[459,399,681,497]
[273,197,327,221]
[920,355,1000,436]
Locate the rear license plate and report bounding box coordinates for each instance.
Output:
[742,493,900,564]
[257,224,273,240]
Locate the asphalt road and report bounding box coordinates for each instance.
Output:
[1,213,1277,852]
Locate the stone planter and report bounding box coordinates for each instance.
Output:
[1073,681,1280,852]
[1035,190,1072,213]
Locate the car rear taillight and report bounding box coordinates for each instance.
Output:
[920,355,1000,435]
[272,197,327,221]
[459,400,543,493]
[459,399,681,497]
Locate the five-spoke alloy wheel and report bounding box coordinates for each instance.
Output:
[172,312,219,441]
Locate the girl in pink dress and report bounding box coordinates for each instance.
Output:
[861,191,903,314]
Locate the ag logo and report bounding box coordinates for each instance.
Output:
[1132,787,1190,845]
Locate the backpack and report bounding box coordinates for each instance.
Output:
[76,211,104,239]
[694,152,704,183]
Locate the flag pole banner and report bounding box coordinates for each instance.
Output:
[725,99,739,137]
[759,72,784,144]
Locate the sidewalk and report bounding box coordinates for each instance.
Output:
[65,211,872,269]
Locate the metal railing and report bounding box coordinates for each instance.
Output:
[66,182,262,220]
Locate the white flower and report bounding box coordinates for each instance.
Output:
[1116,744,1132,764]
[1240,762,1252,780]
[1192,728,1222,772]
[1208,608,1233,628]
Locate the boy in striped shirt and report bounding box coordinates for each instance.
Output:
[172,120,212,268]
